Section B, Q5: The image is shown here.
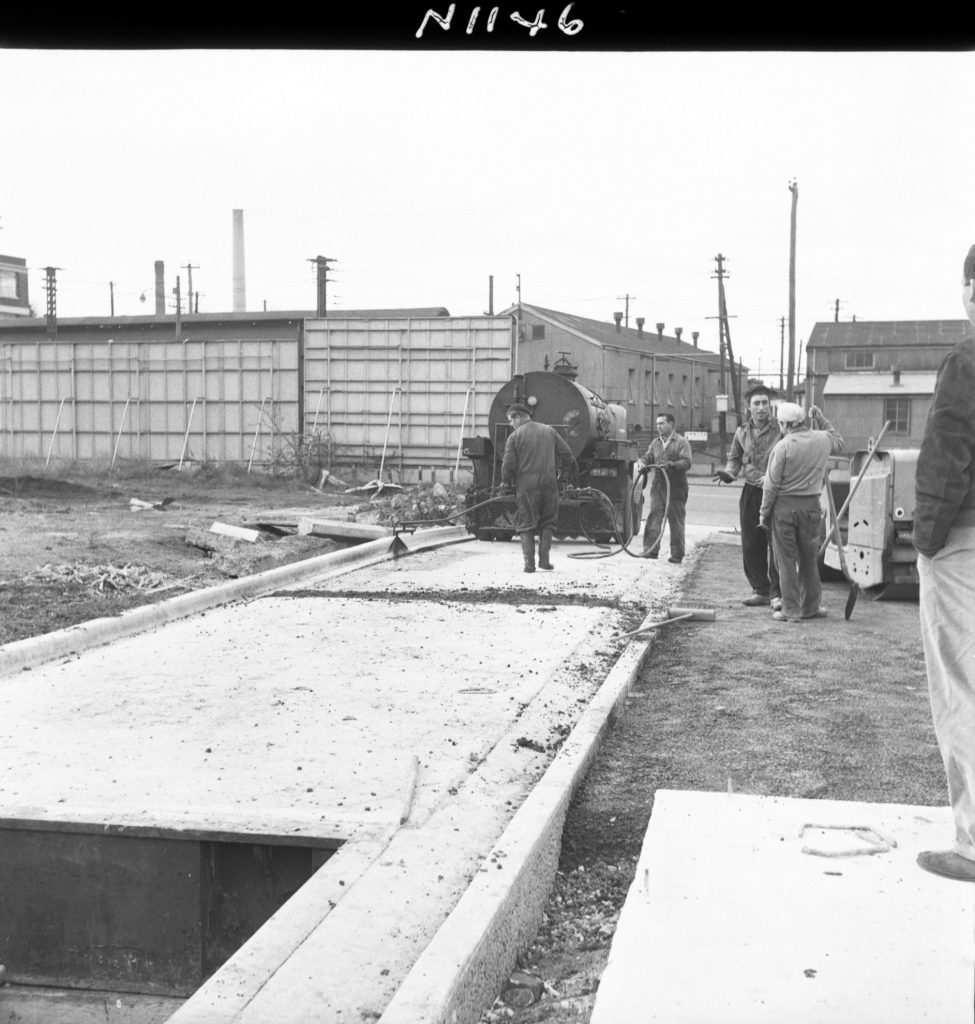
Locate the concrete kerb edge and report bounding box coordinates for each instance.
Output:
[0,526,472,678]
[378,618,658,1024]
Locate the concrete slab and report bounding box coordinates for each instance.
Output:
[295,525,716,605]
[591,789,974,1024]
[0,595,603,838]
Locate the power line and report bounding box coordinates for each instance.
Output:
[616,293,636,328]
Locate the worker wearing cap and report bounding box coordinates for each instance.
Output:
[758,401,843,622]
[500,403,574,573]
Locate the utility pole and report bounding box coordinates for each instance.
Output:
[43,266,60,340]
[779,316,786,393]
[616,293,636,328]
[514,273,522,375]
[308,256,336,317]
[182,262,199,315]
[787,179,799,399]
[833,298,843,322]
[109,281,115,317]
[710,253,740,414]
[173,275,182,339]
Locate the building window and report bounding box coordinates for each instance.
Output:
[681,375,688,406]
[846,350,874,369]
[884,397,910,433]
[0,270,18,300]
[531,324,545,340]
[667,373,675,406]
[627,368,635,403]
[644,370,652,404]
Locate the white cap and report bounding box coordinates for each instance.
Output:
[776,401,806,426]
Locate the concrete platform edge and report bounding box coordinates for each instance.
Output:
[378,614,660,1024]
[166,825,397,1024]
[0,527,471,678]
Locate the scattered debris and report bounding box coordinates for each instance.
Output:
[351,483,465,529]
[129,496,174,512]
[502,970,545,1008]
[23,562,185,594]
[209,521,263,543]
[515,737,546,753]
[317,469,349,489]
[345,480,404,497]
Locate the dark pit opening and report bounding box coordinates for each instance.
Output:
[0,819,339,999]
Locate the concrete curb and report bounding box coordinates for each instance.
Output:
[0,526,470,678]
[378,611,661,1024]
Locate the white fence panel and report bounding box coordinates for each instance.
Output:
[1,338,299,465]
[303,316,513,480]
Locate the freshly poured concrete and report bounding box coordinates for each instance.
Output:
[1,527,709,1022]
[591,789,974,1024]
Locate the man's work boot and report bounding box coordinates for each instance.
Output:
[538,529,554,570]
[521,533,536,574]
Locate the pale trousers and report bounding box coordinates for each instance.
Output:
[918,526,975,861]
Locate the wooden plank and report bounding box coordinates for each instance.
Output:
[297,518,393,541]
[209,522,262,543]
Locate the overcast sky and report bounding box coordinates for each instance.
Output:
[1,47,971,384]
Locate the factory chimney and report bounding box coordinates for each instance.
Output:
[154,261,165,315]
[232,209,246,312]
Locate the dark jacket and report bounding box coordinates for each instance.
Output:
[501,421,574,489]
[914,336,975,556]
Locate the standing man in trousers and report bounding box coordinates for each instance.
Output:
[500,403,574,574]
[913,243,975,882]
[714,384,783,610]
[758,401,843,622]
[638,413,693,563]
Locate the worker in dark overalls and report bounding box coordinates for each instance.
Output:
[500,403,574,573]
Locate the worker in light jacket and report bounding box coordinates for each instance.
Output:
[759,402,843,622]
[637,413,693,563]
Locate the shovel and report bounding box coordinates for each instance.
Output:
[824,475,859,620]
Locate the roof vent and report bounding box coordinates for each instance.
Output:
[635,317,645,333]
[656,322,665,339]
[691,331,699,348]
[613,312,623,331]
[674,327,683,341]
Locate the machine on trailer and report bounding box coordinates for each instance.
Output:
[462,367,643,544]
[822,441,920,612]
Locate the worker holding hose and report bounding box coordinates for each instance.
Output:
[637,413,693,562]
[500,403,574,574]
